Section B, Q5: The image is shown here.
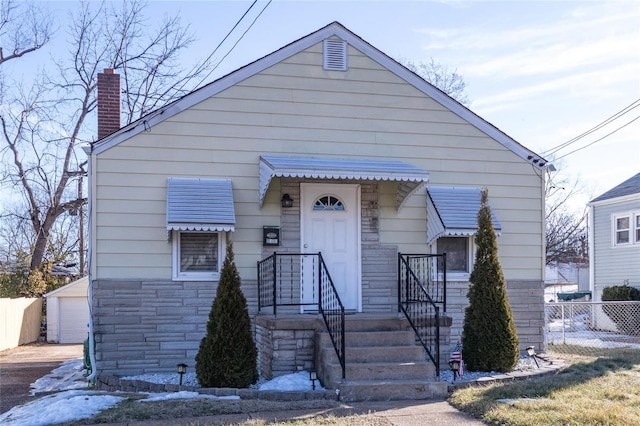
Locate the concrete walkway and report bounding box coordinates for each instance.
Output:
[99,399,486,425]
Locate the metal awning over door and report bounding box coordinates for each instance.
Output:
[259,155,430,209]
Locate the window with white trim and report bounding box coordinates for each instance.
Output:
[172,231,226,280]
[612,212,640,247]
[437,236,473,276]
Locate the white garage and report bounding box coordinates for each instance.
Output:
[44,276,89,343]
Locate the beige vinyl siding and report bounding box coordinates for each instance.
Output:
[93,41,544,281]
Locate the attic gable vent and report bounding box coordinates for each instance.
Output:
[323,39,347,71]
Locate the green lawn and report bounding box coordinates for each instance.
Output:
[448,349,640,426]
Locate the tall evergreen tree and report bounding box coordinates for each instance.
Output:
[462,188,519,372]
[195,242,258,387]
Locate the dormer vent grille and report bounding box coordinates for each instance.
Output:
[323,39,347,71]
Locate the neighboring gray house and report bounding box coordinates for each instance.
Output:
[588,172,640,301]
[85,22,552,400]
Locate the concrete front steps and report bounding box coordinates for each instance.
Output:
[315,315,448,402]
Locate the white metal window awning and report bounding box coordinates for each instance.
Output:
[426,186,502,244]
[259,155,430,209]
[167,178,235,232]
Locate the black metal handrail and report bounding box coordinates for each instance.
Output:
[317,253,346,380]
[257,252,345,379]
[398,253,446,376]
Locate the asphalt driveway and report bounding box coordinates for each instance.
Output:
[0,342,83,414]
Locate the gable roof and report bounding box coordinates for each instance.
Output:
[589,172,640,204]
[44,276,88,298]
[88,22,552,171]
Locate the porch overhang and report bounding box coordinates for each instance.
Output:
[259,155,430,209]
[426,186,502,244]
[167,178,235,232]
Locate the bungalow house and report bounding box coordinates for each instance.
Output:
[588,172,640,300]
[85,22,551,400]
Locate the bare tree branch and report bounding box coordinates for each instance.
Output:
[1,0,216,273]
[401,57,470,106]
[0,0,53,66]
[545,165,588,265]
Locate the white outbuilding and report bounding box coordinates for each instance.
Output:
[44,276,89,343]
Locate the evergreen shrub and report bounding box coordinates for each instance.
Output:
[461,188,520,372]
[195,242,258,387]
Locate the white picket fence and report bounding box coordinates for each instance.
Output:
[0,298,43,351]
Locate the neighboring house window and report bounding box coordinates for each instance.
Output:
[612,212,640,247]
[615,215,630,244]
[437,236,473,276]
[172,231,225,280]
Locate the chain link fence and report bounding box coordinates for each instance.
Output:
[545,301,640,355]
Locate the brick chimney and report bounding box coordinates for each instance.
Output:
[97,69,121,139]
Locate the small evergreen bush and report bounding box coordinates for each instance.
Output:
[195,242,258,387]
[601,285,640,335]
[461,188,520,372]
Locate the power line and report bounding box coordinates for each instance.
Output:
[194,0,272,89]
[174,0,259,95]
[554,114,640,161]
[542,98,640,157]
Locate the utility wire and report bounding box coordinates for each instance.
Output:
[173,0,259,95]
[554,114,640,161]
[542,98,640,156]
[194,0,272,89]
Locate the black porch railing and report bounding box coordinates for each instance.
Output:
[257,252,345,380]
[398,253,446,376]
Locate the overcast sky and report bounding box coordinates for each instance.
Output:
[5,1,640,211]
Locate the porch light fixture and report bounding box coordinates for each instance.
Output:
[281,193,293,208]
[526,346,540,368]
[448,360,460,382]
[309,370,317,390]
[177,363,187,386]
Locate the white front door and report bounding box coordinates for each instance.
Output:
[301,183,361,311]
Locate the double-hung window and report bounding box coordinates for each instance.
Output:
[167,178,235,281]
[437,236,473,277]
[172,231,225,280]
[612,212,640,246]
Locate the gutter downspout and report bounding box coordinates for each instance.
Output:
[82,144,98,382]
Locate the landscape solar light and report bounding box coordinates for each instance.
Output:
[309,370,317,390]
[526,346,540,368]
[177,363,187,386]
[448,360,460,382]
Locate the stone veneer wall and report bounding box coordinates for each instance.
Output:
[444,279,545,353]
[255,316,322,379]
[92,279,258,376]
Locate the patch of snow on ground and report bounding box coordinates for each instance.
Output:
[257,371,325,391]
[30,359,88,395]
[0,390,125,426]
